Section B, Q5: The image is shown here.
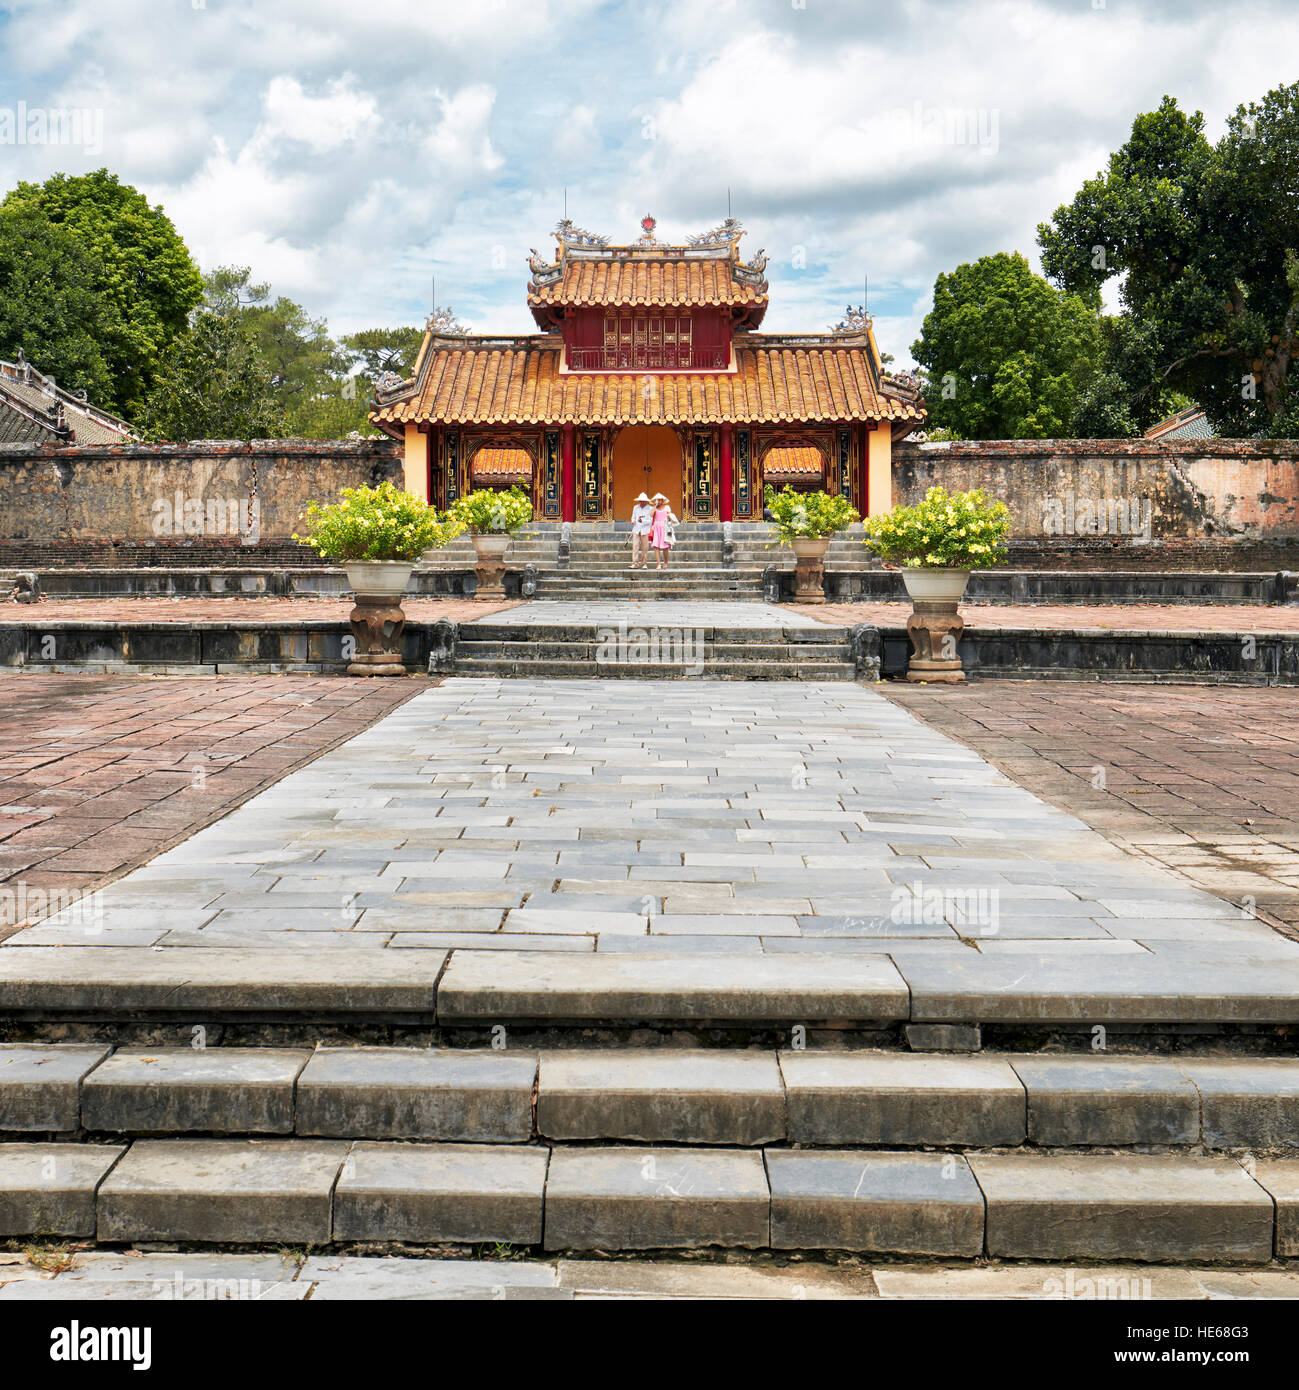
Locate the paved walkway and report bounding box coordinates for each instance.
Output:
[2,1249,1295,1300]
[0,676,420,941]
[10,678,1288,962]
[2,598,519,623]
[885,681,1299,934]
[796,601,1299,632]
[472,601,819,627]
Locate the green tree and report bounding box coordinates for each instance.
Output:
[911,251,1101,438]
[1038,84,1299,436]
[0,169,203,416]
[0,208,114,403]
[341,326,425,381]
[137,311,285,442]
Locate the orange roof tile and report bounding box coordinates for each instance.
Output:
[763,446,826,476]
[469,445,532,478]
[528,256,765,312]
[373,340,925,429]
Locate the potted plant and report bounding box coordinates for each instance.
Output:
[448,486,534,598]
[294,481,462,675]
[763,485,860,603]
[861,485,1011,682]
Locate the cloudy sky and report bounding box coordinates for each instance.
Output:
[0,0,1295,366]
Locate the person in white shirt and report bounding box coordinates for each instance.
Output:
[629,491,654,569]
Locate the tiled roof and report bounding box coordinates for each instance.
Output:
[1144,407,1214,441]
[763,445,825,476]
[528,256,766,312]
[469,445,532,478]
[0,359,135,445]
[373,338,925,429]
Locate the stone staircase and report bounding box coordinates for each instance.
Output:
[444,619,858,680]
[2,946,1298,1261]
[421,522,878,602]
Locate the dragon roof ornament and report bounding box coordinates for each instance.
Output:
[553,218,610,248]
[687,217,745,247]
[832,304,873,335]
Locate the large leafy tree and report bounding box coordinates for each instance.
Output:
[0,170,203,417]
[341,326,425,381]
[911,251,1101,438]
[137,311,285,442]
[0,208,115,403]
[1038,84,1299,436]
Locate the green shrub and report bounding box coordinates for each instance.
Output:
[862,486,1011,569]
[448,486,534,535]
[763,486,860,543]
[293,480,462,562]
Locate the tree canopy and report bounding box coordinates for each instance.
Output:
[910,251,1102,439]
[0,169,203,417]
[1038,83,1299,436]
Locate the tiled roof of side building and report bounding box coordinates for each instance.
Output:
[373,337,926,431]
[0,358,135,445]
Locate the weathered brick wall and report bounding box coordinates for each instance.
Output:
[895,440,1299,569]
[0,440,402,551]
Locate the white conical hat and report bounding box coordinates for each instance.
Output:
[634,492,651,502]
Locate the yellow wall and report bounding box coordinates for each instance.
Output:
[868,425,892,515]
[403,425,429,501]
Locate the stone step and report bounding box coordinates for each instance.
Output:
[450,640,852,660]
[7,1044,1299,1151]
[0,1137,1285,1260]
[450,659,859,680]
[5,947,1299,1032]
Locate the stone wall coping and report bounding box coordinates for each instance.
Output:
[899,438,1299,458]
[0,438,401,462]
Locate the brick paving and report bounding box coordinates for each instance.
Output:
[794,601,1299,632]
[883,681,1299,933]
[0,675,424,940]
[1,597,520,624]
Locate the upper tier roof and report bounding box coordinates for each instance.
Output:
[526,217,769,329]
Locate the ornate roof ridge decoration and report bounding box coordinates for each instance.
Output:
[687,216,745,247]
[832,304,873,335]
[733,247,767,287]
[883,369,924,397]
[636,214,660,248]
[425,306,469,336]
[527,247,562,286]
[553,218,610,248]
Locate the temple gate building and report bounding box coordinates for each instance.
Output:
[371,217,925,521]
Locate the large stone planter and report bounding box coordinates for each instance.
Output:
[901,567,970,683]
[470,533,511,599]
[343,561,413,676]
[791,537,831,604]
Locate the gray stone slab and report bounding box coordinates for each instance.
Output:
[557,1257,874,1299]
[537,1050,783,1145]
[333,1142,548,1245]
[898,952,1299,1024]
[1249,1160,1299,1255]
[1009,1055,1201,1147]
[437,951,909,1025]
[303,1254,566,1300]
[80,1048,310,1135]
[767,1150,984,1255]
[0,1142,125,1237]
[0,948,445,1013]
[779,1051,1024,1146]
[0,1045,110,1131]
[297,1048,536,1141]
[1169,1059,1299,1150]
[97,1139,349,1244]
[971,1154,1273,1262]
[544,1147,769,1251]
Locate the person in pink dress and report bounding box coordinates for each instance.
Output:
[649,493,678,570]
